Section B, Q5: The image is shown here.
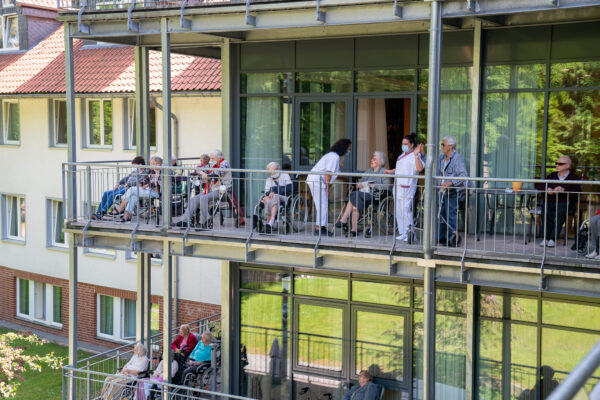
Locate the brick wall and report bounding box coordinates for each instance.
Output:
[0,265,221,350]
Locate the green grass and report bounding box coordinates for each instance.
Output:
[1,328,95,400]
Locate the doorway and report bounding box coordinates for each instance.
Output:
[356,98,412,170]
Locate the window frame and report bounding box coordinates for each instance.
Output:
[47,198,67,249]
[96,294,135,343]
[0,14,19,51]
[50,99,68,147]
[85,98,113,148]
[16,279,63,328]
[125,98,158,151]
[2,194,25,242]
[1,99,20,145]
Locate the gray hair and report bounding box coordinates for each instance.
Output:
[559,155,572,166]
[180,324,190,334]
[150,155,163,165]
[200,154,210,163]
[134,342,148,357]
[202,331,213,341]
[373,151,386,167]
[442,136,456,147]
[266,161,281,170]
[210,149,223,159]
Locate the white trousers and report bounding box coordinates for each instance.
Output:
[395,186,416,237]
[308,180,328,227]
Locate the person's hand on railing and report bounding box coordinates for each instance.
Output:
[441,181,452,191]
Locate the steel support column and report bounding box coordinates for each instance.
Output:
[64,21,78,400]
[466,284,476,400]
[422,1,442,399]
[143,256,152,351]
[134,45,151,161]
[469,19,482,178]
[136,255,146,344]
[173,257,179,328]
[221,38,231,158]
[220,261,232,394]
[161,17,172,229]
[162,242,173,390]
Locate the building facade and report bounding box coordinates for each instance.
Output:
[55,0,600,399]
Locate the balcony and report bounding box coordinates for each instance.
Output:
[62,161,600,292]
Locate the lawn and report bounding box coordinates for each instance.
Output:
[1,328,95,400]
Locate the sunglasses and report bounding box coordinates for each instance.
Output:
[555,162,567,166]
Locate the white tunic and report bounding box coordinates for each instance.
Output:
[307,152,340,184]
[394,151,421,189]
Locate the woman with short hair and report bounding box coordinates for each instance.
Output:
[100,342,149,400]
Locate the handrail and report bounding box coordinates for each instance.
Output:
[61,162,600,186]
[547,340,600,400]
[75,313,220,366]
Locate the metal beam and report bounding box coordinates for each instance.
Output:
[161,17,172,228]
[136,254,146,344]
[144,255,152,351]
[465,284,476,400]
[221,38,231,159]
[469,19,482,178]
[162,242,173,387]
[134,46,146,159]
[423,267,436,400]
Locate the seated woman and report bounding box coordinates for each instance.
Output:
[142,358,179,400]
[335,151,390,237]
[175,150,232,228]
[100,342,149,400]
[113,156,163,222]
[182,331,213,379]
[94,156,146,220]
[171,324,198,358]
[260,161,293,234]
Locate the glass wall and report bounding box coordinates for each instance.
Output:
[478,291,600,399]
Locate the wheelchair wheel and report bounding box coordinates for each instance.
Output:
[290,195,308,232]
[377,196,395,235]
[200,366,221,390]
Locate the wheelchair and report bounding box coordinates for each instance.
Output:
[184,176,241,229]
[349,188,395,238]
[253,191,308,234]
[171,341,222,399]
[119,360,151,400]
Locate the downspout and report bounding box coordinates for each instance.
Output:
[151,96,179,327]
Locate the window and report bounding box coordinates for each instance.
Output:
[16,279,62,326]
[1,100,19,144]
[51,100,67,146]
[97,294,137,341]
[2,195,25,241]
[125,251,162,263]
[127,99,157,150]
[2,0,15,7]
[47,199,66,248]
[87,99,112,147]
[0,15,18,50]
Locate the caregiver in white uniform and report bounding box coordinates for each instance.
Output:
[307,138,352,236]
[385,133,424,241]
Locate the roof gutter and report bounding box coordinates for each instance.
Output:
[0,91,220,98]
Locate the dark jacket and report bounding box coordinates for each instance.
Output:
[119,168,150,188]
[534,171,582,204]
[342,382,379,400]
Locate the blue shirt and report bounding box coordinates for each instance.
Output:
[189,341,212,362]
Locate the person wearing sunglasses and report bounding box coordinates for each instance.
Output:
[534,156,582,248]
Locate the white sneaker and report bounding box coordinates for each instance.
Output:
[539,240,547,247]
[586,251,599,259]
[547,239,555,248]
[396,234,407,241]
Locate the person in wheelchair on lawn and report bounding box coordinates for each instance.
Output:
[257,161,293,234]
[336,151,390,237]
[182,331,213,382]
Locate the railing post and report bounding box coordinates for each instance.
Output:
[86,166,92,219]
[211,343,217,399]
[116,349,120,368]
[86,362,91,400]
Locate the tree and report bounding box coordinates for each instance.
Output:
[0,330,64,398]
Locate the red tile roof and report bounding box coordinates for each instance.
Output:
[17,0,59,10]
[0,26,221,95]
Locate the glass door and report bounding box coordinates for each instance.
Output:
[295,98,352,170]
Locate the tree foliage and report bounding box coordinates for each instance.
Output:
[0,331,64,398]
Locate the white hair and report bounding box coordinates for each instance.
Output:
[134,342,148,357]
[180,324,190,334]
[266,161,281,170]
[442,136,456,147]
[210,149,223,159]
[559,155,572,166]
[150,155,163,164]
[373,151,386,167]
[202,331,213,341]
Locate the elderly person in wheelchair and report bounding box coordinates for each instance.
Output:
[335,151,391,237]
[112,155,163,223]
[175,150,233,229]
[181,332,214,386]
[253,162,293,234]
[100,342,149,400]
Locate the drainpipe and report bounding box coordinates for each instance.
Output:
[151,96,179,327]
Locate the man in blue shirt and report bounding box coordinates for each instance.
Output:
[182,331,213,379]
[343,370,379,400]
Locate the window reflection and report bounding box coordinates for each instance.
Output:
[352,281,410,307]
[295,274,348,300]
[297,304,343,373]
[356,69,415,92]
[241,269,291,293]
[299,102,346,167]
[550,61,600,88]
[296,71,351,93]
[241,72,292,94]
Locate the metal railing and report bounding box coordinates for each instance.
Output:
[66,313,220,399]
[547,340,600,400]
[62,162,600,264]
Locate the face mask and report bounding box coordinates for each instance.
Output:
[272,173,280,179]
[402,145,410,153]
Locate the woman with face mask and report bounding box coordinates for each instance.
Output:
[306,138,352,236]
[385,133,424,242]
[260,161,293,234]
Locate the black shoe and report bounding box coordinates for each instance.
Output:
[335,221,348,232]
[347,231,357,237]
[265,224,273,234]
[321,227,334,237]
[314,229,321,236]
[176,221,188,228]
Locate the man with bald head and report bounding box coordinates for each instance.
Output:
[535,155,582,248]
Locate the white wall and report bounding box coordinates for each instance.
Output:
[0,94,222,305]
